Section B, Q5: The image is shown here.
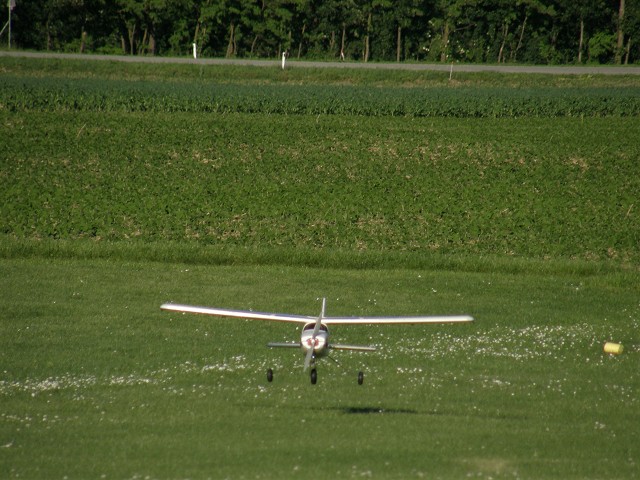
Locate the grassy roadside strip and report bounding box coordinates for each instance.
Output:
[3,55,640,87]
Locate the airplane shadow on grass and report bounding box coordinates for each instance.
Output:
[337,406,418,415]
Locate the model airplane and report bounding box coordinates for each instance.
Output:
[161,298,474,385]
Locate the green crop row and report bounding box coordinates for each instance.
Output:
[2,75,639,117]
[2,111,638,264]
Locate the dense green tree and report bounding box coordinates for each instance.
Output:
[303,0,360,59]
[623,0,640,63]
[432,0,477,62]
[116,0,144,54]
[4,0,637,64]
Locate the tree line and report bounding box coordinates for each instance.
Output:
[3,0,638,64]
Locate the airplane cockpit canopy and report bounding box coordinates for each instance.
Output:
[302,323,328,332]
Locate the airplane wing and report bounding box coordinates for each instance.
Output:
[160,303,314,323]
[161,302,474,325]
[321,315,474,325]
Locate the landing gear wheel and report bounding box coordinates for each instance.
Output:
[358,371,364,385]
[310,368,318,385]
[267,368,273,383]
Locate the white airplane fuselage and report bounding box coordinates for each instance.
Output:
[300,323,329,358]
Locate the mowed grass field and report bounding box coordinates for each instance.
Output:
[1,57,639,479]
[1,258,638,479]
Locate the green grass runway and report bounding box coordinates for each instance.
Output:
[1,256,638,479]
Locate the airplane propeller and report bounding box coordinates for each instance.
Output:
[304,298,326,372]
[304,347,315,372]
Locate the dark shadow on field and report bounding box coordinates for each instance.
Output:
[236,401,531,421]
[237,401,422,415]
[318,405,531,420]
[337,406,418,415]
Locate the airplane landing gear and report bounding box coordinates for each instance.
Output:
[268,366,364,385]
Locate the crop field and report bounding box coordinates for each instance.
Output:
[1,57,639,479]
[3,75,640,117]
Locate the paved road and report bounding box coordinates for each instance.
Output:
[2,50,640,75]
